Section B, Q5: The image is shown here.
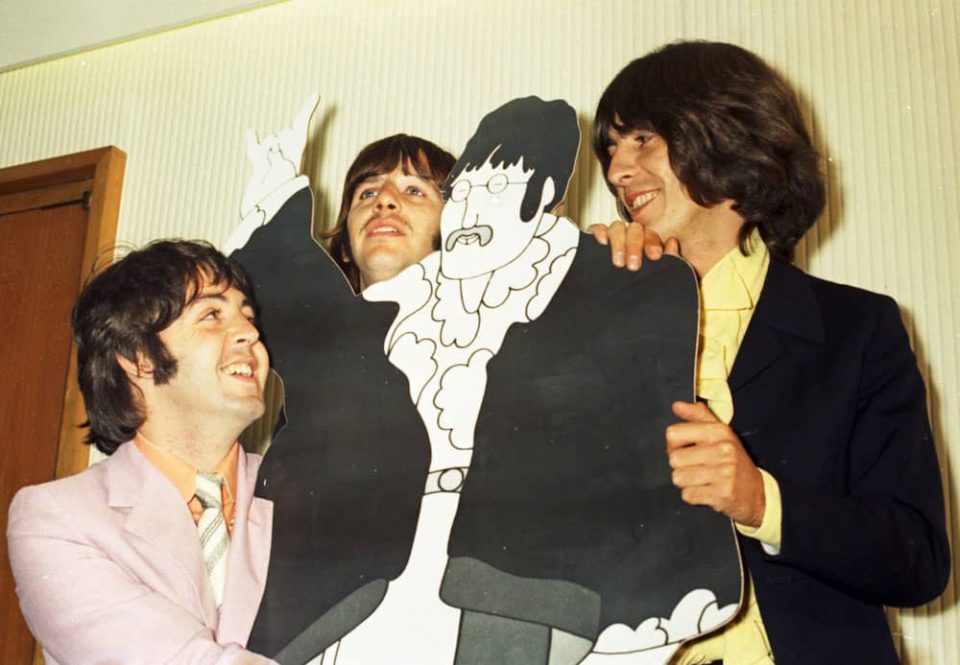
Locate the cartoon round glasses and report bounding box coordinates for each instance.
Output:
[448,174,530,202]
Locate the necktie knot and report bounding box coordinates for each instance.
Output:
[195,472,224,510]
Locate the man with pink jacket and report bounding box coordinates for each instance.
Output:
[7,240,275,664]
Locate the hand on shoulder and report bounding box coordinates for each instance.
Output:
[588,220,679,271]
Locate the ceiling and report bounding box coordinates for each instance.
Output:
[0,0,287,73]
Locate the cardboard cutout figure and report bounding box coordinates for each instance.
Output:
[229,97,741,665]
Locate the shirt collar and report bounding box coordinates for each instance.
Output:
[134,433,239,506]
[700,229,769,312]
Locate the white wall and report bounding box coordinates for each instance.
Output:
[0,0,956,660]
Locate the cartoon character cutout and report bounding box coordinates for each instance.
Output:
[230,96,741,665]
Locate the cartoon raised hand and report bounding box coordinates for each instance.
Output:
[223,93,319,255]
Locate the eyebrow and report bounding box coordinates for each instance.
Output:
[183,292,225,311]
[357,172,441,192]
[187,291,255,313]
[191,292,227,304]
[357,174,387,186]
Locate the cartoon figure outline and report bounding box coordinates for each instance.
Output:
[230,96,741,665]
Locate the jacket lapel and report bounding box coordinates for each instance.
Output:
[217,451,273,645]
[106,444,219,627]
[728,259,825,392]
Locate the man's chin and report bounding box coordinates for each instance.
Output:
[221,387,265,411]
[230,399,266,429]
[359,251,420,286]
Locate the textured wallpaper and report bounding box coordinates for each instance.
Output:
[0,0,956,660]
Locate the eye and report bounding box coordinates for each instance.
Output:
[405,185,425,197]
[356,188,377,201]
[634,131,656,146]
[200,307,222,321]
[486,173,509,195]
[450,180,471,202]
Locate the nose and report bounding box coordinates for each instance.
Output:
[606,144,635,187]
[462,211,478,229]
[231,314,261,347]
[375,182,401,212]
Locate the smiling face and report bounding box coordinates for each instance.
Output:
[345,164,444,289]
[604,126,718,244]
[144,278,269,439]
[440,158,552,279]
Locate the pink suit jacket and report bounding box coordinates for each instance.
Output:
[7,442,275,664]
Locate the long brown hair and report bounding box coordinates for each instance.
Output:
[593,41,825,261]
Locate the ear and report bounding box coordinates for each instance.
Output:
[116,352,154,379]
[339,233,352,263]
[539,176,556,212]
[534,176,557,235]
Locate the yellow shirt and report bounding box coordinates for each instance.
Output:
[674,230,782,665]
[134,433,240,535]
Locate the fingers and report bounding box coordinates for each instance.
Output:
[666,401,731,456]
[675,484,738,516]
[607,221,627,267]
[624,222,647,270]
[664,236,680,256]
[664,413,766,526]
[666,403,725,454]
[665,422,731,454]
[639,227,663,264]
[668,438,738,468]
[672,461,766,527]
[672,400,719,424]
[592,221,679,270]
[589,222,683,276]
[589,224,610,246]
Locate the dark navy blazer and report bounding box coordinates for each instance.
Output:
[728,258,950,664]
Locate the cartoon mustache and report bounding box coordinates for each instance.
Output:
[445,225,494,251]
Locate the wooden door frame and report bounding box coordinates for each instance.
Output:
[0,147,126,481]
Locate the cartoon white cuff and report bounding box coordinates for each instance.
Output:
[222,176,310,255]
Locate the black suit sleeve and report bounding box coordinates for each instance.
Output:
[773,297,949,606]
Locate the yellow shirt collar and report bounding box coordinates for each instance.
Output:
[700,229,769,312]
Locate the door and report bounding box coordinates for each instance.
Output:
[0,148,124,664]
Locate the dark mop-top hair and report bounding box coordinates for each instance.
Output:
[72,239,258,454]
[445,96,580,222]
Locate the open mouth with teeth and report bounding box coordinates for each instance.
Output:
[626,190,659,216]
[222,362,255,378]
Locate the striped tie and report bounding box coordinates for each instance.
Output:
[195,472,230,609]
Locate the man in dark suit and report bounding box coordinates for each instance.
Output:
[591,40,950,664]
